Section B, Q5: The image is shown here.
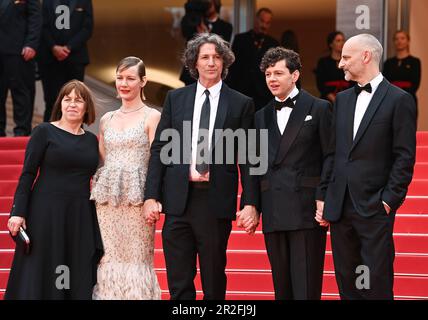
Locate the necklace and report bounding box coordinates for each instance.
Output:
[119,106,144,114]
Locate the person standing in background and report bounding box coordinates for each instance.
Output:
[38,0,93,122]
[226,8,279,110]
[0,0,42,136]
[383,30,421,112]
[180,0,233,85]
[314,31,352,103]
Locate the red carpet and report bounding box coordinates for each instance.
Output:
[1,132,428,300]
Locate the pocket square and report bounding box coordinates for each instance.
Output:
[304,115,312,121]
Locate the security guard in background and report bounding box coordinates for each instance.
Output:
[38,0,93,122]
[0,0,42,136]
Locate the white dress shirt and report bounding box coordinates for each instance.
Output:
[276,86,299,135]
[353,73,384,140]
[189,80,222,181]
[352,73,391,211]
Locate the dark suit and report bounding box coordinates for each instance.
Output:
[145,82,256,299]
[226,30,278,110]
[38,0,93,121]
[324,78,417,299]
[0,0,42,136]
[254,89,333,299]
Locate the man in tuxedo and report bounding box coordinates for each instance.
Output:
[143,33,258,300]
[252,47,333,299]
[0,0,42,136]
[321,34,417,299]
[226,8,279,110]
[38,0,93,122]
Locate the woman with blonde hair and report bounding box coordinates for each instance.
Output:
[90,56,161,299]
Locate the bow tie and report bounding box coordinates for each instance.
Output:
[354,83,372,95]
[274,96,297,111]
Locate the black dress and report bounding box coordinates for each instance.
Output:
[383,55,421,106]
[5,123,104,300]
[314,55,352,101]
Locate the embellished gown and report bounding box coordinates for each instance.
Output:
[90,109,161,300]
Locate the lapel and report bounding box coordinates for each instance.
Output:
[345,90,358,151]
[263,100,281,167]
[350,79,389,153]
[181,82,197,130]
[212,83,230,149]
[273,90,313,166]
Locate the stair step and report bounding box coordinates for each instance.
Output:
[414,163,428,179]
[0,181,18,197]
[0,137,29,150]
[417,132,428,146]
[0,150,25,165]
[0,197,13,213]
[408,179,428,196]
[1,229,428,254]
[1,269,427,298]
[417,146,428,162]
[0,165,23,181]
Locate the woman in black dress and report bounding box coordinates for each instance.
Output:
[314,31,351,103]
[383,30,421,108]
[5,80,103,299]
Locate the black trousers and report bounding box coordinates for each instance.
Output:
[330,191,395,300]
[38,60,85,122]
[0,54,35,136]
[162,183,232,300]
[264,227,327,300]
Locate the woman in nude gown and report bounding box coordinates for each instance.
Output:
[90,56,161,299]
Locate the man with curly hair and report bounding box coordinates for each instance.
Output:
[254,47,334,299]
[143,33,258,300]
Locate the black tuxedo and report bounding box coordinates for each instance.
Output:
[226,30,279,110]
[38,0,93,121]
[324,78,417,299]
[254,89,333,299]
[145,82,256,299]
[0,0,42,136]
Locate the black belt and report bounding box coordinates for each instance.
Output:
[189,181,210,189]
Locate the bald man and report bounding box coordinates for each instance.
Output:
[319,34,417,299]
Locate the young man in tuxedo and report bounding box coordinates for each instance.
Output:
[252,47,334,299]
[143,33,258,300]
[320,34,417,299]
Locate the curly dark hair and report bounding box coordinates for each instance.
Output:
[259,47,302,73]
[183,33,235,80]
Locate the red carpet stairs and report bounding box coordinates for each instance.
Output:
[1,134,428,300]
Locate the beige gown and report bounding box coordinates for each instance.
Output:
[90,108,161,300]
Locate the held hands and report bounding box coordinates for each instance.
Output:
[142,199,162,226]
[236,205,259,235]
[315,200,330,227]
[8,216,26,236]
[52,45,71,61]
[21,47,36,61]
